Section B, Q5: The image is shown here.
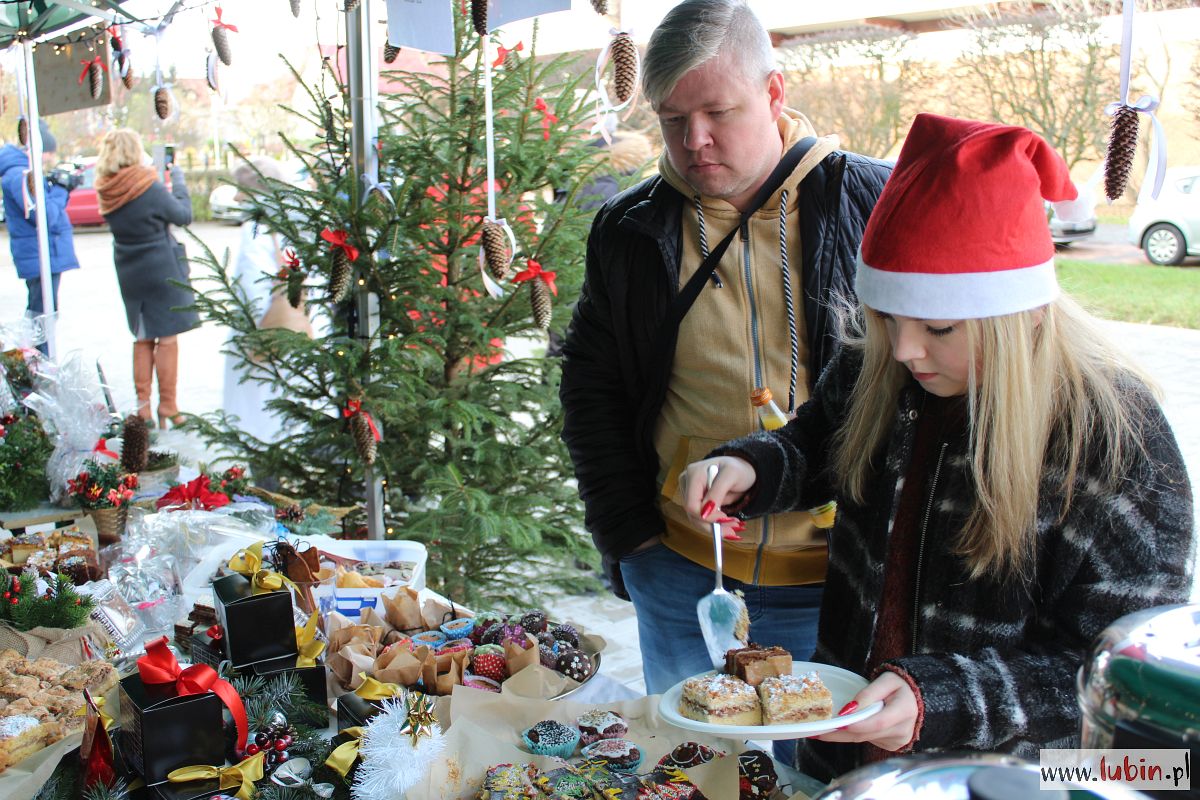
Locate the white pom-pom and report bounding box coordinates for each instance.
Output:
[351,696,445,800]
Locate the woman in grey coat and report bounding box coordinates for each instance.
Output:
[95,128,200,428]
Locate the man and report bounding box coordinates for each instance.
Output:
[559,0,891,712]
[0,119,80,351]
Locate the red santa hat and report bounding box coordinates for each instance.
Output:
[855,113,1077,319]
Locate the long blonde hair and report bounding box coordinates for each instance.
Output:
[832,294,1154,583]
[95,129,146,179]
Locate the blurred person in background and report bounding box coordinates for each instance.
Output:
[94,128,199,427]
[0,119,80,354]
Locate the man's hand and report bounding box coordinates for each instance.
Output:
[815,671,919,753]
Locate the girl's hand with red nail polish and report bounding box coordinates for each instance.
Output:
[700,500,716,519]
[816,672,918,752]
[679,456,757,530]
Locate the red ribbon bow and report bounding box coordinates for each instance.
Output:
[343,400,381,442]
[282,248,300,270]
[532,98,558,141]
[77,56,107,84]
[206,624,223,641]
[211,7,239,32]
[155,474,231,511]
[137,636,248,751]
[93,438,119,460]
[493,41,524,68]
[321,228,360,262]
[512,259,558,296]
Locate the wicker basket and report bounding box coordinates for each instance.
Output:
[86,505,128,545]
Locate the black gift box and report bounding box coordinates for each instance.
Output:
[336,690,400,731]
[150,778,227,800]
[243,655,329,726]
[188,629,224,670]
[117,673,225,786]
[211,573,298,667]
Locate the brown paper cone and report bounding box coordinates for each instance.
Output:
[503,634,539,676]
[382,587,425,631]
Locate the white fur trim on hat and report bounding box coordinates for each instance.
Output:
[855,250,1059,319]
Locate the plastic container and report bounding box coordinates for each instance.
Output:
[309,539,428,619]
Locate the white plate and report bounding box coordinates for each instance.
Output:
[657,661,884,740]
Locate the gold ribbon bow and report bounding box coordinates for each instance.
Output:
[167,751,265,800]
[73,696,113,731]
[324,726,364,778]
[228,542,292,594]
[295,611,325,669]
[353,672,404,701]
[400,691,437,747]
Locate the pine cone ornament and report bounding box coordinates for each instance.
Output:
[286,269,306,309]
[330,248,352,302]
[289,0,301,17]
[471,0,488,36]
[25,171,34,196]
[1104,105,1139,203]
[17,117,27,147]
[121,414,150,473]
[350,410,377,464]
[211,25,233,67]
[121,63,135,90]
[610,32,638,105]
[480,221,511,280]
[383,42,400,64]
[590,0,608,13]
[531,278,552,331]
[86,61,104,100]
[154,87,171,120]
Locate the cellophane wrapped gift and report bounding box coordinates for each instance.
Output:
[103,537,187,634]
[126,507,270,582]
[21,353,116,504]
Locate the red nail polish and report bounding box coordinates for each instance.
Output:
[716,517,737,524]
[722,532,743,541]
[701,501,715,519]
[733,523,745,533]
[837,701,859,716]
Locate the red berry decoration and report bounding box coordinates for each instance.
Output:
[274,739,287,751]
[2,592,8,600]
[246,743,260,756]
[9,598,17,606]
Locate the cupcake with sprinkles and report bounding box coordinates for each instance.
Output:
[520,719,581,759]
[576,709,627,745]
[580,737,643,773]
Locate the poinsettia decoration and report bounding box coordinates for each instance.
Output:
[155,474,230,511]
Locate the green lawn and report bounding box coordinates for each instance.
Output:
[1057,259,1200,330]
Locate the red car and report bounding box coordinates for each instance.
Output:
[62,159,104,226]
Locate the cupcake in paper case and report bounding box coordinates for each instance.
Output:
[411,630,448,648]
[440,616,475,640]
[580,737,643,773]
[461,674,501,693]
[436,639,473,657]
[575,709,627,745]
[657,741,724,770]
[473,643,505,657]
[520,719,581,759]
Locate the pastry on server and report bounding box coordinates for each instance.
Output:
[724,643,792,687]
[758,672,833,724]
[678,673,761,726]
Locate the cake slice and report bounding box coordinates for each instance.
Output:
[678,673,761,726]
[757,672,833,724]
[0,714,58,768]
[724,643,792,687]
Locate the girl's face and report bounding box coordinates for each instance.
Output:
[875,311,971,397]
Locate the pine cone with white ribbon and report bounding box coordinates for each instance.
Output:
[212,25,233,66]
[154,87,171,120]
[1104,105,1139,203]
[611,32,638,104]
[480,221,511,281]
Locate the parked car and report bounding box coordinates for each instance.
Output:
[1047,178,1097,247]
[60,159,104,226]
[1129,166,1200,266]
[208,183,250,224]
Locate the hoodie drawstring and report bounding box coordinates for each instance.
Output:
[693,193,800,413]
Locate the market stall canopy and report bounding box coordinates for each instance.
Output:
[0,0,143,49]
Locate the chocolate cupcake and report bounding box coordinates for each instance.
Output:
[738,750,779,799]
[580,738,643,773]
[576,709,627,745]
[480,621,506,645]
[554,647,593,682]
[521,719,581,758]
[539,644,559,669]
[519,609,548,633]
[550,623,580,648]
[657,741,722,769]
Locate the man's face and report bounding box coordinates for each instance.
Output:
[656,52,785,211]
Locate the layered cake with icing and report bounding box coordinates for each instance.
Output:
[724,643,792,687]
[757,672,832,724]
[678,673,761,726]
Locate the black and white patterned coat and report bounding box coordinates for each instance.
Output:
[715,347,1195,779]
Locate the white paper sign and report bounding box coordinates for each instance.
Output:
[385,0,456,55]
[488,0,572,31]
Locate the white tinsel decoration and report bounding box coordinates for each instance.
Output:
[351,696,446,800]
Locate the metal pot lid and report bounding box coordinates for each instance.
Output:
[1078,604,1200,735]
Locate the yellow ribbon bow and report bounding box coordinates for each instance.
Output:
[167,750,265,800]
[73,696,113,731]
[295,611,326,669]
[228,542,292,595]
[324,726,364,778]
[353,672,405,701]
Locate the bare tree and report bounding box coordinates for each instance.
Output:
[778,27,931,159]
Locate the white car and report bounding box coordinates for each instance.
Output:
[1129,167,1200,266]
[208,182,250,224]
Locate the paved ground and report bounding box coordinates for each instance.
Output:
[2,221,1197,696]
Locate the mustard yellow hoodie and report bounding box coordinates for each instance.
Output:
[654,109,838,586]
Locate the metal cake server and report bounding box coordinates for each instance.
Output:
[696,463,750,668]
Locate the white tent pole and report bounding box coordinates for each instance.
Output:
[21,38,57,360]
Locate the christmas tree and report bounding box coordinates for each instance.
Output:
[186,6,621,607]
